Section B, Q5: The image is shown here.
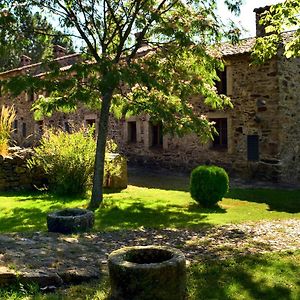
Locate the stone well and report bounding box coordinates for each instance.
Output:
[47,208,94,234]
[108,245,186,300]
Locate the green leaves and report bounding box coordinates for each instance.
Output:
[3,0,238,142]
[252,0,300,63]
[0,2,73,71]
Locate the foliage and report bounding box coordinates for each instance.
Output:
[252,0,300,63]
[0,2,73,71]
[0,105,15,156]
[28,127,96,196]
[190,165,229,207]
[1,0,242,209]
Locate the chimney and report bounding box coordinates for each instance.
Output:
[134,32,148,47]
[53,45,67,58]
[254,5,271,37]
[20,55,32,67]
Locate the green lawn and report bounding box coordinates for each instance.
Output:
[0,185,299,232]
[0,182,299,299]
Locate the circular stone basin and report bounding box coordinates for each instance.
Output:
[108,245,186,300]
[47,208,94,234]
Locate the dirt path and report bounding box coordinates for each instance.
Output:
[0,219,299,288]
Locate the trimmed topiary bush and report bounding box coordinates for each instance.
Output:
[190,165,229,207]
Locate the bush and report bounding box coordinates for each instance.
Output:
[0,106,15,156]
[28,127,96,196]
[190,165,229,207]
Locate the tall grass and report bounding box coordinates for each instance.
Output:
[0,105,16,156]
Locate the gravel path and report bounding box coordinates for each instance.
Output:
[0,219,299,287]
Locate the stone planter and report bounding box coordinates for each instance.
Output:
[47,208,94,234]
[103,153,128,189]
[108,245,186,300]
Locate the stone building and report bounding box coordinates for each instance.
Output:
[0,7,300,184]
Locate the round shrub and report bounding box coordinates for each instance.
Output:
[190,165,229,207]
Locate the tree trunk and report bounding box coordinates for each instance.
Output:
[89,88,114,210]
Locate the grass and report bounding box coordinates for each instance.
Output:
[0,185,299,232]
[0,175,299,299]
[1,251,299,300]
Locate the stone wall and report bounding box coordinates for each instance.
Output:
[0,53,82,147]
[1,49,299,184]
[112,54,283,181]
[278,54,300,184]
[0,148,45,191]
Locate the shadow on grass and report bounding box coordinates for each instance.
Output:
[0,190,88,204]
[227,188,300,213]
[95,200,223,230]
[128,172,189,192]
[188,251,300,300]
[0,190,46,199]
[188,203,226,214]
[0,207,48,232]
[0,192,88,232]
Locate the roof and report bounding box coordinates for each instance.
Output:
[0,30,295,78]
[218,37,256,57]
[0,53,81,77]
[218,31,295,57]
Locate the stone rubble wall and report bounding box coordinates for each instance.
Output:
[278,54,300,184]
[1,52,299,184]
[112,54,284,182]
[0,148,45,191]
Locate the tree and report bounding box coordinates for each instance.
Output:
[1,0,240,210]
[0,1,73,71]
[253,0,300,63]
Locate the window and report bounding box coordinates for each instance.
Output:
[150,121,163,148]
[210,118,228,150]
[247,135,259,161]
[127,121,137,143]
[13,120,18,134]
[86,119,96,128]
[22,123,27,138]
[64,121,71,133]
[27,88,35,102]
[216,68,227,95]
[37,120,43,135]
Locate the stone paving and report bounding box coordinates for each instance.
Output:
[0,219,299,288]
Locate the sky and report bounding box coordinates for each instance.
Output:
[218,0,285,38]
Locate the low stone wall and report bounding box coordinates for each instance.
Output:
[0,148,46,191]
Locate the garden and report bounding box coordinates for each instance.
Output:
[0,106,299,299]
[0,170,300,299]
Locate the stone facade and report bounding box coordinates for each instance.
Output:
[0,9,300,185]
[115,54,289,183]
[277,54,300,183]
